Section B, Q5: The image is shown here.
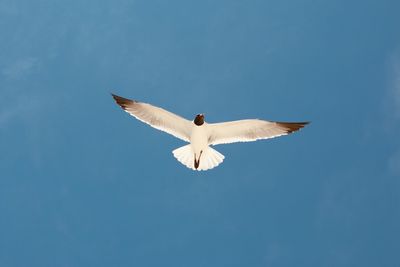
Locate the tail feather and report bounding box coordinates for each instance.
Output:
[172,145,225,171]
[172,145,195,170]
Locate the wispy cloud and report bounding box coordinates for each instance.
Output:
[391,58,400,120]
[1,57,39,79]
[384,50,400,122]
[0,94,41,128]
[0,93,52,168]
[388,151,400,175]
[0,0,19,16]
[384,50,400,175]
[0,105,23,127]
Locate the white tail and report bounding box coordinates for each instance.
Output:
[172,145,225,171]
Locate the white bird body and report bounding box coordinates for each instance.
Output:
[190,123,208,158]
[112,94,309,171]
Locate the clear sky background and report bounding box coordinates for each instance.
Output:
[1,0,399,266]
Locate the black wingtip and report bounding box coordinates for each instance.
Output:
[276,121,310,134]
[111,93,136,109]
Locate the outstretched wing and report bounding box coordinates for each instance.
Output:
[208,119,309,145]
[112,94,192,142]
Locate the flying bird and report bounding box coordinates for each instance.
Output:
[111,94,309,171]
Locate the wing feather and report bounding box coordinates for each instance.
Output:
[208,119,309,145]
[112,94,192,142]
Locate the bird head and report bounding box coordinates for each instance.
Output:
[194,114,205,126]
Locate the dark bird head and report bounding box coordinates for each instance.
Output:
[194,114,205,126]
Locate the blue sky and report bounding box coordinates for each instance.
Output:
[1,0,399,266]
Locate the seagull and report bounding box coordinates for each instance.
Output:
[111,94,309,171]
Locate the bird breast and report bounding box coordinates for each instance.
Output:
[190,124,209,154]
